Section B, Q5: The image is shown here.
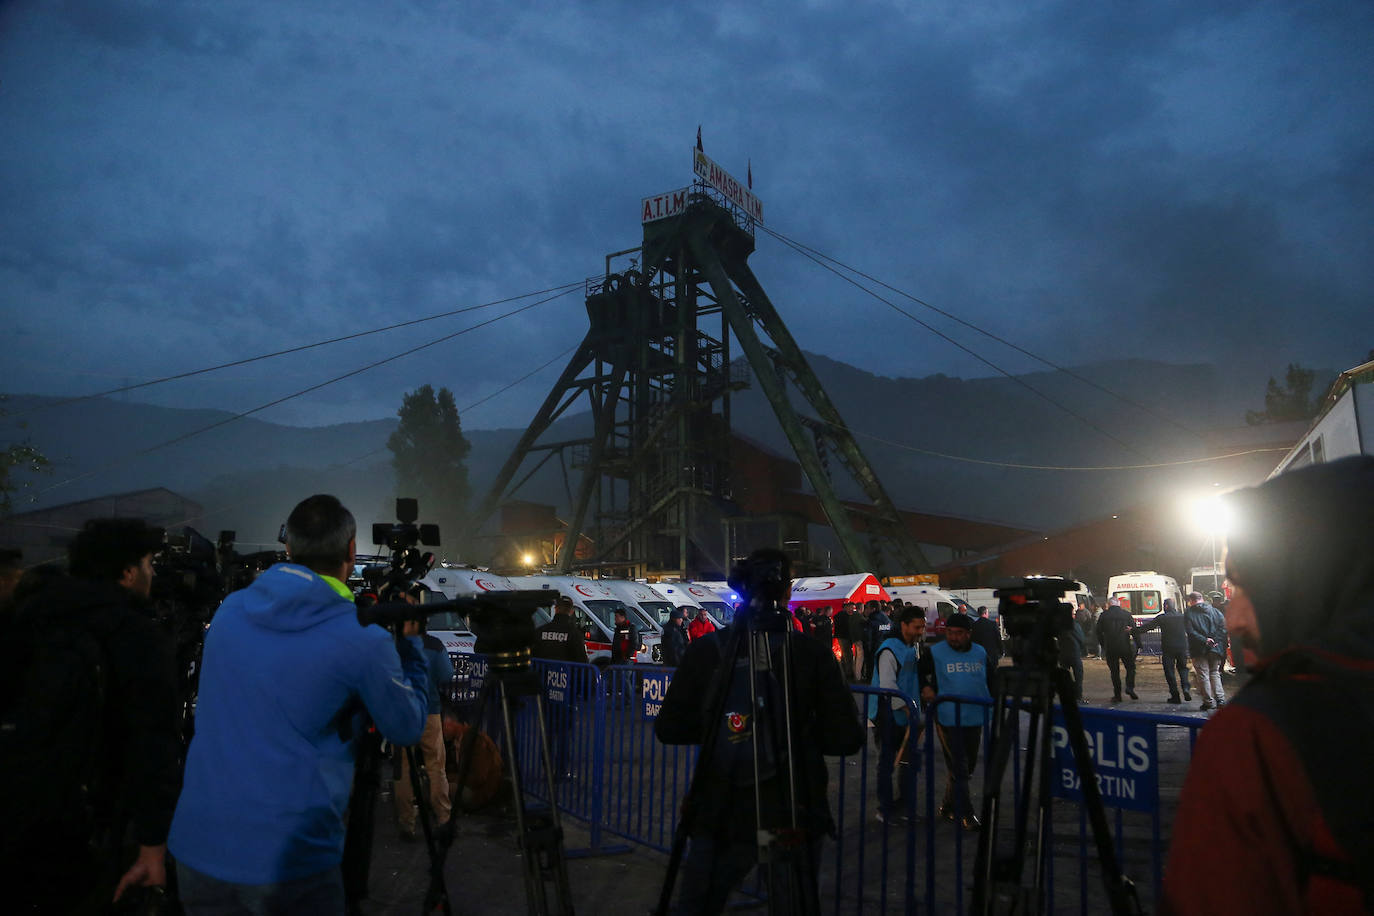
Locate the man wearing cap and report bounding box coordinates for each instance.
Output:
[534,595,587,664]
[2,518,181,911]
[1184,591,1227,710]
[1096,596,1139,702]
[918,612,992,830]
[662,607,689,667]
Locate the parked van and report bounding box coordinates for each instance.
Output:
[506,573,662,665]
[414,566,551,656]
[653,582,730,628]
[885,583,960,630]
[598,579,675,632]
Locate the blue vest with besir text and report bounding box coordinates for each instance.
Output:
[927,639,991,726]
[866,637,921,726]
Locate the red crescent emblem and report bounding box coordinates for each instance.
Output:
[575,583,596,597]
[475,578,495,591]
[726,712,747,734]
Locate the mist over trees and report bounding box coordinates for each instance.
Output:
[1245,363,1321,425]
[385,385,471,552]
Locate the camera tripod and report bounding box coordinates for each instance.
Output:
[656,607,821,916]
[448,649,575,916]
[971,628,1142,916]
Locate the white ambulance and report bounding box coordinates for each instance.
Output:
[652,582,731,628]
[1107,571,1184,628]
[506,574,662,666]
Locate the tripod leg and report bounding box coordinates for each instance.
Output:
[1052,669,1141,916]
[498,680,575,916]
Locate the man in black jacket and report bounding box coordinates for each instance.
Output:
[970,606,1003,666]
[655,549,864,915]
[662,608,690,667]
[1136,598,1191,703]
[533,595,587,663]
[1096,597,1139,702]
[1,518,181,911]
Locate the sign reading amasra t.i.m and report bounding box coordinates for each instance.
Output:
[693,148,763,223]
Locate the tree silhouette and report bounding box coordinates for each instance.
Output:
[386,385,471,551]
[0,397,49,516]
[1245,363,1319,425]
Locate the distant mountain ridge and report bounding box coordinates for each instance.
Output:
[1,355,1293,550]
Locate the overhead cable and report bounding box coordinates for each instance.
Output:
[5,280,586,419]
[760,227,1148,460]
[757,224,1202,438]
[27,287,580,500]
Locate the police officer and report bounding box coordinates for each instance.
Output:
[862,600,892,681]
[533,595,587,663]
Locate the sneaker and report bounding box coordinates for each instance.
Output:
[1183,692,1192,701]
[960,814,982,832]
[1199,700,1214,711]
[1110,694,1123,704]
[1126,689,1138,700]
[1215,699,1226,707]
[1166,695,1182,704]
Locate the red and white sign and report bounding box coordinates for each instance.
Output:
[693,149,763,223]
[642,187,691,223]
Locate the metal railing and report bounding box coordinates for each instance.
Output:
[450,656,1206,913]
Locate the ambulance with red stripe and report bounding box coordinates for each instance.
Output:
[506,574,662,666]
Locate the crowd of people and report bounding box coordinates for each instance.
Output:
[4,456,1370,914]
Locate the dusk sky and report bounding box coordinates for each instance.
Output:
[2,0,1371,432]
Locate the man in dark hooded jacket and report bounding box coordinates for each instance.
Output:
[1137,598,1191,703]
[1095,597,1138,701]
[1163,456,1374,915]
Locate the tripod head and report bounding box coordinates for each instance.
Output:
[994,576,1079,670]
[729,547,795,632]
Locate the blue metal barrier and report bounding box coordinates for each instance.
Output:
[455,655,1207,914]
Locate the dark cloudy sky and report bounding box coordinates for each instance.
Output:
[2,0,1371,430]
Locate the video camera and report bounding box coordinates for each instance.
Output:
[994,576,1079,667]
[357,590,554,670]
[362,498,441,601]
[727,548,792,630]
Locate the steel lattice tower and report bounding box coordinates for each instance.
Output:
[468,185,929,579]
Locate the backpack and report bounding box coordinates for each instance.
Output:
[1234,655,1374,910]
[709,633,790,787]
[0,600,114,865]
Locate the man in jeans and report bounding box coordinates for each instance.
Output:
[868,607,925,825]
[1185,591,1227,711]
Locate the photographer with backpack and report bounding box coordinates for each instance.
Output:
[1,518,181,912]
[654,548,864,915]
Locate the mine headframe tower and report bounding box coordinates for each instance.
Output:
[467,183,930,580]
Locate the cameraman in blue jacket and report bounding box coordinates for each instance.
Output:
[169,495,428,912]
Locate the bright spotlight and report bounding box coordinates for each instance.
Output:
[521,552,536,566]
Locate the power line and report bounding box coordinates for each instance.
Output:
[3,280,586,420]
[759,227,1149,460]
[848,427,1287,471]
[27,288,580,501]
[757,224,1203,438]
